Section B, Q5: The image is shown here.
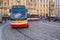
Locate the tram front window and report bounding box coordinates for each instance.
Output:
[11,7,26,20]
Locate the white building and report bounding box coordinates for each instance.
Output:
[55,0,60,17]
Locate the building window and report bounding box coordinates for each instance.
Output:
[56,5,57,8]
[0,0,3,5]
[4,2,7,6]
[34,4,36,6]
[58,5,59,7]
[34,0,36,2]
[43,4,45,7]
[40,4,42,7]
[30,0,32,1]
[44,9,45,12]
[43,0,45,2]
[40,0,42,2]
[37,0,39,2]
[31,4,33,6]
[23,0,25,1]
[37,10,39,12]
[40,9,42,12]
[29,3,33,6]
[28,0,31,1]
[11,2,13,5]
[46,4,48,7]
[46,9,48,12]
[46,0,48,3]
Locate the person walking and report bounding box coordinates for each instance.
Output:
[42,16,45,22]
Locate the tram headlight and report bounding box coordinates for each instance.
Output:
[24,20,28,23]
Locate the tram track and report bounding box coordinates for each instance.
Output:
[16,29,34,40]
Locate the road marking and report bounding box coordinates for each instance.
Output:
[0,22,9,40]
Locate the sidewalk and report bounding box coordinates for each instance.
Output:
[0,20,10,40]
[0,24,4,40]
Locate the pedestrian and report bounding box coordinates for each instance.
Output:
[3,17,7,23]
[4,17,6,23]
[45,16,48,22]
[42,16,45,22]
[40,15,42,21]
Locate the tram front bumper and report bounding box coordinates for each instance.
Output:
[10,23,29,28]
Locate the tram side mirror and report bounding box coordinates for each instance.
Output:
[26,9,28,12]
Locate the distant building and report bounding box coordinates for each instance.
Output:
[1,0,55,17]
[26,0,49,16]
[0,0,3,15]
[1,0,9,16]
[55,0,60,17]
[49,0,55,17]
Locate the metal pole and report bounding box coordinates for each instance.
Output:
[49,0,51,21]
[57,0,59,22]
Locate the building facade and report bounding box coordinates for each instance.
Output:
[0,0,3,14]
[26,0,49,16]
[1,0,55,17]
[55,0,60,17]
[0,0,9,16]
[49,0,55,17]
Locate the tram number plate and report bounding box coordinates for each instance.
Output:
[13,20,24,23]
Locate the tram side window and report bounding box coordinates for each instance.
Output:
[31,15,39,18]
